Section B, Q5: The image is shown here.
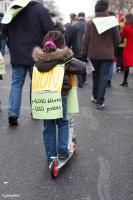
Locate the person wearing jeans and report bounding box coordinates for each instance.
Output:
[3,0,54,126]
[8,65,33,120]
[81,0,121,109]
[107,62,114,87]
[43,96,69,163]
[33,31,86,164]
[91,59,113,106]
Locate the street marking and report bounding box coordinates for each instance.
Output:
[3,181,8,184]
[98,156,112,200]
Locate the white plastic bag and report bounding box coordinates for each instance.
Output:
[0,52,6,75]
[86,59,94,74]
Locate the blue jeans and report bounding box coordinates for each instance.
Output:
[43,96,69,162]
[107,62,114,81]
[91,59,113,105]
[0,39,6,56]
[8,65,33,117]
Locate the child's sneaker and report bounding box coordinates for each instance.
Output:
[58,154,69,160]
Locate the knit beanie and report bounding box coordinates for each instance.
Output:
[95,0,109,12]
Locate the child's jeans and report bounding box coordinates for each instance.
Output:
[0,76,2,111]
[43,96,69,163]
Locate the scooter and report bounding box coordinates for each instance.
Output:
[49,119,77,178]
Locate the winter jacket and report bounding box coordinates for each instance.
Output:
[32,47,86,96]
[82,11,121,60]
[65,18,86,59]
[4,1,54,65]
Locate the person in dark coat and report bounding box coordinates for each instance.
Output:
[0,12,7,111]
[50,12,64,33]
[3,0,54,126]
[0,13,7,57]
[0,13,7,82]
[65,13,77,45]
[65,12,86,88]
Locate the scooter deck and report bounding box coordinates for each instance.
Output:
[56,119,75,169]
[49,133,77,178]
[56,150,74,169]
[49,143,75,170]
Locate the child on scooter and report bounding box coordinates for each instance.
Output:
[33,31,86,164]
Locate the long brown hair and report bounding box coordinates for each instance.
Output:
[125,14,133,25]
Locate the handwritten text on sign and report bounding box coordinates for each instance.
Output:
[32,91,63,119]
[32,65,64,92]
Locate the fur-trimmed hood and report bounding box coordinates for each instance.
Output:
[33,46,73,63]
[32,45,86,96]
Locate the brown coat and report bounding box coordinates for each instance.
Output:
[32,47,86,96]
[82,12,121,60]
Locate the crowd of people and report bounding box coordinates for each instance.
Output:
[0,0,133,165]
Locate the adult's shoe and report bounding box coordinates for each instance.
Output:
[90,96,96,103]
[9,116,18,126]
[78,83,83,88]
[120,81,128,87]
[107,80,111,87]
[116,67,120,72]
[96,103,105,110]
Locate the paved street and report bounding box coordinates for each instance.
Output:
[0,53,133,200]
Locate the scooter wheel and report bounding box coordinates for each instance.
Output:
[72,136,77,151]
[50,160,58,178]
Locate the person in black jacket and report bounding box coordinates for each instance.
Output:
[0,13,7,111]
[65,12,86,88]
[3,0,54,126]
[0,13,7,57]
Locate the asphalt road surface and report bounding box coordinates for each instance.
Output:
[0,54,133,200]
